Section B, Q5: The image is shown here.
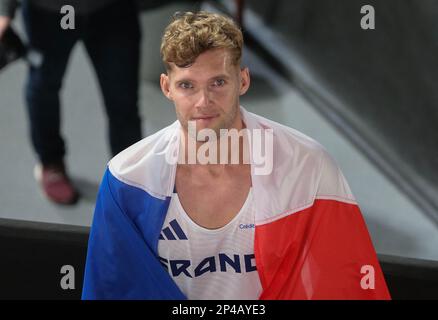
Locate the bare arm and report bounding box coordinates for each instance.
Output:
[0,16,11,39]
[0,0,18,39]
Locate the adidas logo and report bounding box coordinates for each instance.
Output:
[159,219,188,240]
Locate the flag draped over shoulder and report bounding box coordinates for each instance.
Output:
[82,106,391,300]
[82,170,186,299]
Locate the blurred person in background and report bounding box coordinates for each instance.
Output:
[0,0,142,205]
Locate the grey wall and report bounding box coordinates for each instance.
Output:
[139,2,200,82]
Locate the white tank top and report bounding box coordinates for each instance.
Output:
[157,187,263,300]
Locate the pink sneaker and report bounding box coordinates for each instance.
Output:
[34,163,79,205]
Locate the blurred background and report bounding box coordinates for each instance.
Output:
[0,0,437,299]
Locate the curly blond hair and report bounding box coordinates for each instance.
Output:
[160,11,243,70]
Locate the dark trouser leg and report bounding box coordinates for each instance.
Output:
[22,0,78,165]
[83,0,142,157]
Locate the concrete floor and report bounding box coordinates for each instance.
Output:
[0,10,437,261]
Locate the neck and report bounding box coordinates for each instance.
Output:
[179,118,250,167]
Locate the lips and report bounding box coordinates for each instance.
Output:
[192,114,219,120]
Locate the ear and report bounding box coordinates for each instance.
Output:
[160,73,173,101]
[239,67,250,96]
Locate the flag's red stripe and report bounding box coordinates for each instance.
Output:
[255,199,391,300]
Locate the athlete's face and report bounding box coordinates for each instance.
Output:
[160,48,250,138]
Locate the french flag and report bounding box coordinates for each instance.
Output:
[82,107,390,300]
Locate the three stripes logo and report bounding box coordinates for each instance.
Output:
[159,219,188,240]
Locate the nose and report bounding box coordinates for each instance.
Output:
[194,87,211,108]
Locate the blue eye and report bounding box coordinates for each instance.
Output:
[179,82,193,89]
[214,79,225,86]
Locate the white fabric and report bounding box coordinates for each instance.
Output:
[157,188,263,300]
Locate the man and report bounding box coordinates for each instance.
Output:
[0,0,142,204]
[82,11,390,299]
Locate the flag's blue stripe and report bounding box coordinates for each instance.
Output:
[82,168,186,300]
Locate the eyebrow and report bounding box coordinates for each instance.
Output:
[175,74,231,84]
[210,74,231,80]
